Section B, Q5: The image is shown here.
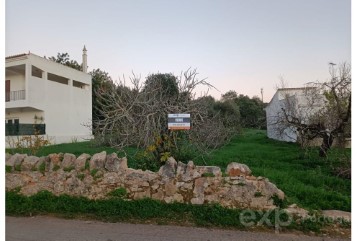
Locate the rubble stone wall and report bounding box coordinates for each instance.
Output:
[5,152,285,210]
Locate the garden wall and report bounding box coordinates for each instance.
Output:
[5,152,284,210]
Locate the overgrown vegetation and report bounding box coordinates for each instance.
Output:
[92,71,243,169]
[6,190,348,234]
[107,188,127,198]
[52,165,60,172]
[6,165,12,173]
[5,129,350,211]
[193,129,351,211]
[38,162,46,174]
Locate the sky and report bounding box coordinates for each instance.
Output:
[5,0,350,102]
[1,1,359,239]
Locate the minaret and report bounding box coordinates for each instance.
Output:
[82,45,87,73]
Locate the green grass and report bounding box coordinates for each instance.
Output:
[76,173,85,181]
[107,187,127,198]
[201,172,215,177]
[63,166,75,172]
[6,165,12,173]
[5,129,351,211]
[38,162,46,174]
[193,129,351,211]
[7,190,343,233]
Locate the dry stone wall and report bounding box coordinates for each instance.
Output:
[5,152,285,210]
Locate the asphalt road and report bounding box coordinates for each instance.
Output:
[6,216,350,241]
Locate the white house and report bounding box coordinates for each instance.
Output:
[5,47,93,146]
[264,87,322,142]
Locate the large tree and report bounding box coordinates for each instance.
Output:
[92,69,241,163]
[221,91,266,129]
[48,53,82,71]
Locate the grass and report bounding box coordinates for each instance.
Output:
[38,162,46,174]
[52,164,60,172]
[107,187,127,198]
[6,165,12,173]
[63,166,75,172]
[193,129,351,212]
[201,172,215,177]
[6,190,346,233]
[76,174,85,181]
[5,129,351,211]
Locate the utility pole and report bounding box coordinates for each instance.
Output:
[260,88,264,103]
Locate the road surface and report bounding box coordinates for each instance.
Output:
[6,216,350,241]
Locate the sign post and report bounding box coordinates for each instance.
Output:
[168,114,191,130]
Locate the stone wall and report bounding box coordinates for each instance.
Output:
[5,152,285,210]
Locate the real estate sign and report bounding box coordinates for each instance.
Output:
[168,114,191,130]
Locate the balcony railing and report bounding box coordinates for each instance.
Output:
[5,123,46,136]
[5,90,26,102]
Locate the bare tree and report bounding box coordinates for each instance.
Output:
[270,63,351,157]
[92,68,240,163]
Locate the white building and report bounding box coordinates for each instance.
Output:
[5,47,93,146]
[264,87,322,142]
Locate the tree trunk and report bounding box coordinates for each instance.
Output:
[319,134,334,157]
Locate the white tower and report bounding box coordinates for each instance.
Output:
[82,45,87,73]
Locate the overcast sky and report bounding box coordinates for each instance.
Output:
[5,0,350,102]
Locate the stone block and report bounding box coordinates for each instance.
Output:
[22,156,40,171]
[90,151,106,171]
[226,162,252,176]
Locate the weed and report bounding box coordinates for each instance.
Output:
[201,173,215,177]
[52,165,61,172]
[271,194,287,208]
[71,137,78,143]
[38,162,46,174]
[76,174,85,181]
[63,166,75,172]
[14,164,21,172]
[254,191,263,197]
[107,188,127,198]
[59,154,64,162]
[222,172,229,177]
[5,129,351,212]
[84,159,90,170]
[193,129,351,211]
[12,186,22,193]
[6,165,12,173]
[5,191,349,234]
[10,118,51,155]
[90,169,98,177]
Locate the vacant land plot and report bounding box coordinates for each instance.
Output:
[6,129,350,211]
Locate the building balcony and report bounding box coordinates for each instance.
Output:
[5,90,25,102]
